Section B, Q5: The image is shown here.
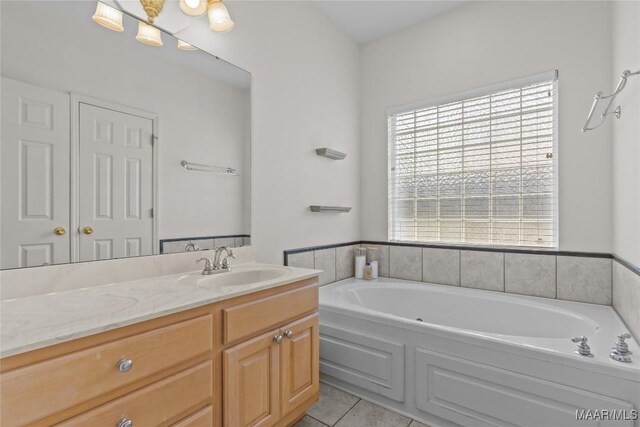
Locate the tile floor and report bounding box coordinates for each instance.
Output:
[295,383,429,427]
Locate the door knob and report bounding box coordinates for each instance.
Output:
[53,226,67,236]
[82,226,94,235]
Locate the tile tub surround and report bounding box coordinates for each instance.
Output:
[315,248,338,286]
[422,248,459,286]
[389,246,422,281]
[284,242,638,308]
[557,256,612,305]
[460,250,504,291]
[613,259,640,339]
[505,253,556,298]
[285,243,361,286]
[0,247,254,300]
[160,234,251,254]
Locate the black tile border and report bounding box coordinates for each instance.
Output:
[612,254,640,276]
[160,234,250,254]
[283,241,360,267]
[284,240,640,277]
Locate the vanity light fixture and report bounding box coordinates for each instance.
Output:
[177,40,198,50]
[92,2,124,32]
[207,0,235,32]
[179,0,207,17]
[140,0,235,32]
[139,0,165,23]
[136,21,163,46]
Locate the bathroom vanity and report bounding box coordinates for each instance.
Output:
[0,257,320,426]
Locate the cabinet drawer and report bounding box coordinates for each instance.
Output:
[1,315,213,425]
[172,406,213,427]
[223,284,318,344]
[59,362,213,426]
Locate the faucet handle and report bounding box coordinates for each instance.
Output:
[571,336,593,357]
[613,332,632,355]
[221,250,236,269]
[196,257,213,269]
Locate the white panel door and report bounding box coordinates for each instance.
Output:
[78,103,153,261]
[1,77,70,269]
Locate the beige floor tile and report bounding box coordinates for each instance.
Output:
[334,400,411,427]
[306,383,360,426]
[294,415,329,427]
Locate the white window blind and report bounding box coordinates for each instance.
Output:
[388,74,558,248]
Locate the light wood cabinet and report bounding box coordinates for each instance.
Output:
[223,314,319,427]
[224,329,281,427]
[0,277,319,427]
[280,314,319,416]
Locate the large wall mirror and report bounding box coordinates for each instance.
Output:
[0,1,251,270]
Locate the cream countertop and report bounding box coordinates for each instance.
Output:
[0,249,320,358]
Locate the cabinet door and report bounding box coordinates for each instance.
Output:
[280,314,319,416]
[224,329,280,427]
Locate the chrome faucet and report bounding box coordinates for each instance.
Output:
[213,246,235,271]
[196,257,215,275]
[196,247,235,275]
[185,241,200,252]
[610,332,633,363]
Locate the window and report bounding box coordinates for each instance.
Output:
[388,72,558,248]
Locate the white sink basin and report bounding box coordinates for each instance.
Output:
[195,266,290,288]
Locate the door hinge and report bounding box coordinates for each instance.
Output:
[150,208,154,218]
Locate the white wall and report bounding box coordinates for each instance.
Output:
[174,1,362,263]
[1,1,250,241]
[360,1,614,253]
[612,0,640,266]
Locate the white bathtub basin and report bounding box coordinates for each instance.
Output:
[323,280,600,339]
[319,277,640,427]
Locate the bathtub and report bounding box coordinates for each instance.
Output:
[319,278,640,427]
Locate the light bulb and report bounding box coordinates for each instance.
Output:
[136,21,163,47]
[177,40,198,51]
[179,0,207,17]
[208,0,234,32]
[92,2,124,32]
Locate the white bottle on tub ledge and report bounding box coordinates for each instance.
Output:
[355,247,366,279]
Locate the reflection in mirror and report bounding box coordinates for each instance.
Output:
[0,1,251,269]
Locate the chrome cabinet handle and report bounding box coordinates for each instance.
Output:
[284,330,293,339]
[273,335,283,344]
[117,358,133,373]
[117,418,133,427]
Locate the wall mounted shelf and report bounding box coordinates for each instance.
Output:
[315,148,347,160]
[310,206,351,213]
